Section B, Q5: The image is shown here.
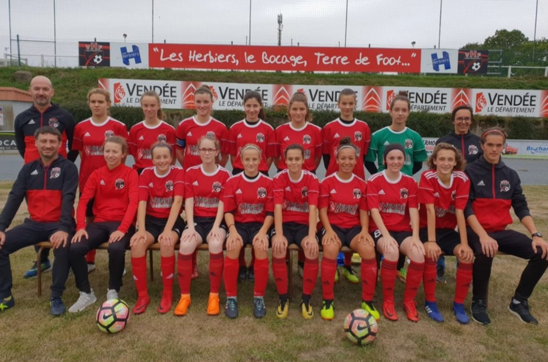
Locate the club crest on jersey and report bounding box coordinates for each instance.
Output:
[303,135,311,144]
[404,139,413,149]
[400,188,408,199]
[104,130,114,139]
[451,190,457,200]
[500,180,511,192]
[165,180,174,192]
[354,131,362,142]
[353,188,362,199]
[468,144,478,155]
[257,187,267,198]
[256,133,265,143]
[48,118,59,128]
[115,178,125,190]
[301,187,308,198]
[157,134,167,143]
[50,167,61,179]
[212,181,222,193]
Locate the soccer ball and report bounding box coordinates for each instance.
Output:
[96,299,130,334]
[343,309,378,345]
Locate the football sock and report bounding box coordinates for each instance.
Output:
[177,252,193,295]
[344,252,353,267]
[209,252,224,294]
[253,257,269,297]
[404,261,425,303]
[223,256,239,297]
[454,262,473,304]
[131,256,148,298]
[272,257,288,295]
[160,255,175,294]
[381,259,398,303]
[321,256,337,300]
[423,258,437,302]
[303,257,319,296]
[361,258,377,302]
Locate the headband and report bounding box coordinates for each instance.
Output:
[481,129,506,140]
[383,143,406,160]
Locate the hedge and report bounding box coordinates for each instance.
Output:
[63,102,548,140]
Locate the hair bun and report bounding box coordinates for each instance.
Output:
[339,137,352,146]
[397,91,409,97]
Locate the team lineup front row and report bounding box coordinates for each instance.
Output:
[1,125,547,327]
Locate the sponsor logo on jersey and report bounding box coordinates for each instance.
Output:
[165,180,174,192]
[187,131,193,137]
[329,201,359,215]
[139,135,145,141]
[477,180,485,186]
[285,186,291,191]
[334,133,340,138]
[50,167,61,179]
[193,181,199,186]
[383,141,390,146]
[330,189,337,194]
[434,192,440,198]
[237,134,243,139]
[85,145,103,156]
[284,136,290,141]
[49,118,59,128]
[256,133,265,143]
[115,178,125,190]
[151,196,173,209]
[84,132,91,137]
[500,180,511,192]
[257,187,267,198]
[149,182,154,188]
[30,170,38,175]
[29,119,36,125]
[236,189,243,194]
[400,188,408,199]
[138,148,152,160]
[212,181,222,193]
[378,189,385,195]
[100,180,106,186]
[303,135,311,144]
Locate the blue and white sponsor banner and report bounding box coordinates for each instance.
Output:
[420,49,458,74]
[110,42,149,69]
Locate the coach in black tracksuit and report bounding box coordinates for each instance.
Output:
[0,126,78,315]
[436,105,482,164]
[464,128,548,326]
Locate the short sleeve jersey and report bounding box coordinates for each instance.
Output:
[184,164,232,218]
[418,170,470,229]
[72,117,128,190]
[138,166,185,219]
[272,169,320,225]
[318,173,368,229]
[367,171,418,232]
[275,122,322,171]
[128,121,176,170]
[365,126,427,176]
[322,118,371,180]
[175,116,230,169]
[227,120,277,172]
[222,173,274,223]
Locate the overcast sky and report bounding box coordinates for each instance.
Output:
[1,0,547,66]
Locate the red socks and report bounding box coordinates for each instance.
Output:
[192,250,198,270]
[85,249,96,264]
[381,259,398,303]
[253,257,269,297]
[160,255,175,295]
[209,252,224,294]
[131,256,148,298]
[298,249,305,264]
[361,258,377,302]
[404,261,425,303]
[423,258,437,302]
[223,256,239,297]
[303,258,319,296]
[272,257,288,295]
[177,253,193,295]
[321,257,337,300]
[344,252,353,267]
[455,262,473,304]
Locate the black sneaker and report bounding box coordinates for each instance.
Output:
[509,300,539,325]
[471,299,491,325]
[247,266,255,281]
[50,297,66,316]
[253,296,266,318]
[238,266,247,282]
[225,297,238,319]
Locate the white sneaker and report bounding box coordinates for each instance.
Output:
[87,263,96,274]
[123,268,127,277]
[68,290,97,313]
[106,289,119,301]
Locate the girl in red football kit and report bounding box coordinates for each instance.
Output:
[223,144,274,319]
[175,85,230,280]
[272,144,320,320]
[318,137,377,321]
[72,88,128,271]
[418,143,474,324]
[69,136,138,312]
[174,135,232,317]
[129,143,185,315]
[322,89,372,283]
[368,143,424,322]
[128,91,176,174]
[228,91,276,280]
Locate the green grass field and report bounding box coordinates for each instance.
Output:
[1,184,548,362]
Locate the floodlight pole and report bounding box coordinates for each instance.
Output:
[438,0,443,49]
[53,0,57,67]
[533,0,539,64]
[248,0,252,45]
[344,0,348,47]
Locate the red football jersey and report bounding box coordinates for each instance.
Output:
[184,164,232,218]
[322,118,371,180]
[275,122,322,171]
[175,116,230,169]
[367,171,418,233]
[222,173,274,223]
[318,173,368,229]
[273,169,319,225]
[128,121,176,170]
[227,119,277,172]
[77,164,139,233]
[138,166,185,219]
[418,170,470,229]
[72,117,128,190]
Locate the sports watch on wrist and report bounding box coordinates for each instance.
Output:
[532,232,543,238]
